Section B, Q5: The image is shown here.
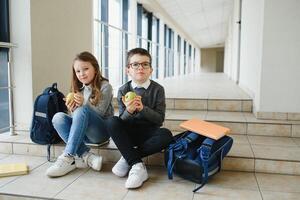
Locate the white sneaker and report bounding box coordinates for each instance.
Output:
[46,154,76,177]
[82,152,102,171]
[112,156,130,177]
[74,156,88,169]
[125,162,148,189]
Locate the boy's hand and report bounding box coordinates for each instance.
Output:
[74,92,84,107]
[135,96,143,112]
[122,96,138,114]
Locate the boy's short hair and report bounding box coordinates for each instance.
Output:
[126,48,152,67]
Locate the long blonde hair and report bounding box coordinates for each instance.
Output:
[71,51,108,106]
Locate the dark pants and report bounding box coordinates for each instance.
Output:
[106,116,174,166]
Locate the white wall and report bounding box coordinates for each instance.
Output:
[259,0,300,112]
[201,48,224,73]
[238,0,264,110]
[31,0,93,98]
[10,0,33,130]
[10,0,93,130]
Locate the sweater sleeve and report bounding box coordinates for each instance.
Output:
[135,86,166,126]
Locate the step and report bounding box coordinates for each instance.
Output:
[1,132,300,176]
[113,97,253,112]
[164,110,300,137]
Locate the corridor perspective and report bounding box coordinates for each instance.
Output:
[0,0,300,199]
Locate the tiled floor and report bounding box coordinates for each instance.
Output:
[0,154,300,200]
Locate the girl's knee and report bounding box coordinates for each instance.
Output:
[52,112,68,126]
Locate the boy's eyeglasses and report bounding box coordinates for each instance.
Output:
[128,62,151,69]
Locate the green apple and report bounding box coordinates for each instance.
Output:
[125,91,136,102]
[66,92,75,104]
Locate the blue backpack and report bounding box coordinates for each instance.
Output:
[165,131,233,192]
[30,83,67,160]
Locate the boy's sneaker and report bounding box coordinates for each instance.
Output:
[82,152,102,171]
[125,162,148,189]
[46,154,76,177]
[112,156,130,177]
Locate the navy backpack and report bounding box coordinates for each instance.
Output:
[30,83,67,161]
[165,131,233,192]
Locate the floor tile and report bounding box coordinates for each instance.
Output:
[0,155,47,188]
[206,111,246,122]
[123,180,195,200]
[255,159,300,175]
[228,143,254,158]
[223,157,254,172]
[0,162,88,198]
[248,136,297,147]
[230,135,249,144]
[166,110,207,120]
[193,186,262,200]
[261,191,300,200]
[202,171,259,190]
[55,165,127,200]
[256,173,300,193]
[251,145,300,161]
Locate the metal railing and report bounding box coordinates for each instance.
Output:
[0,42,17,135]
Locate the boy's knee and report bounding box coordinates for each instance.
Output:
[160,128,174,144]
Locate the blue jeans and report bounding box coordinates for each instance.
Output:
[52,105,110,157]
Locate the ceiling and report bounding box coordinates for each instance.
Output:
[141,0,234,48]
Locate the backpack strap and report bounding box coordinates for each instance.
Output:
[167,132,199,179]
[193,137,215,192]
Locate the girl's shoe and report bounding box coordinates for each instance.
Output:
[82,152,103,171]
[46,154,76,177]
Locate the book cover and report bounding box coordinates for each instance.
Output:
[180,118,230,140]
[0,163,29,178]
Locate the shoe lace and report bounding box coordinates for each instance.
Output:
[129,164,143,176]
[54,156,73,167]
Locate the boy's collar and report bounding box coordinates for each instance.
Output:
[131,79,151,89]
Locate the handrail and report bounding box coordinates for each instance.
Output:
[0,41,17,136]
[0,42,17,48]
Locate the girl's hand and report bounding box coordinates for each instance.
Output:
[74,92,84,107]
[66,99,77,112]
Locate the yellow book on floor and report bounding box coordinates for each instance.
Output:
[0,163,29,178]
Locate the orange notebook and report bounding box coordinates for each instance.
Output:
[180,119,230,140]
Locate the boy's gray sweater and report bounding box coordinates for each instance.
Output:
[117,80,166,127]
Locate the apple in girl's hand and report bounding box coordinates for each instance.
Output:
[66,92,75,104]
[125,91,136,102]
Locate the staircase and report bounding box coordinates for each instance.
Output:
[1,73,300,176]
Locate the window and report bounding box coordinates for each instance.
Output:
[177,35,181,75]
[164,25,174,77]
[151,16,159,79]
[94,0,129,87]
[183,40,187,74]
[0,0,10,133]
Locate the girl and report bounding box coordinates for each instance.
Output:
[46,51,114,177]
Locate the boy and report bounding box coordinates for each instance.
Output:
[106,48,173,189]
